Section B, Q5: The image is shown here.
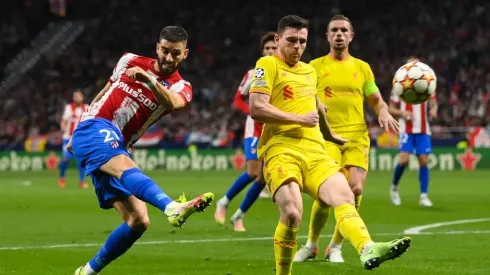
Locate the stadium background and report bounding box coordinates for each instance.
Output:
[1,1,489,275]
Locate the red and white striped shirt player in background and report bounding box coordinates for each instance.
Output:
[389,56,438,207]
[58,90,89,188]
[214,32,276,232]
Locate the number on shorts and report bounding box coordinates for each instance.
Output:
[99,129,120,143]
[400,133,409,144]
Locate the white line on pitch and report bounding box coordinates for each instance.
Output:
[1,230,490,251]
[403,218,490,234]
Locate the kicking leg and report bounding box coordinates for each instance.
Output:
[101,154,214,227]
[319,172,410,270]
[327,166,367,262]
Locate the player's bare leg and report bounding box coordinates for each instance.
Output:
[326,166,367,262]
[101,154,214,227]
[75,196,149,275]
[317,172,410,270]
[417,154,433,207]
[391,152,410,206]
[273,181,302,275]
[229,160,265,231]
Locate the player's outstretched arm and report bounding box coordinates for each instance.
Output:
[367,92,399,134]
[249,93,318,127]
[316,97,347,145]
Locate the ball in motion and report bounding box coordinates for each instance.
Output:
[392,61,437,104]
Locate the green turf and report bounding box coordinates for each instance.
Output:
[0,170,489,275]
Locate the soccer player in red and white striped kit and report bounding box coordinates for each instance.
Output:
[389,57,438,207]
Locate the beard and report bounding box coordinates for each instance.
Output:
[157,58,177,75]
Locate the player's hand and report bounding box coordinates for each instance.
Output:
[429,109,437,119]
[379,109,400,134]
[125,66,151,82]
[298,112,319,127]
[327,133,348,146]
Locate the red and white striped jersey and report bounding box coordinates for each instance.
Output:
[234,69,263,139]
[238,69,255,97]
[62,103,89,139]
[81,53,192,148]
[391,91,436,135]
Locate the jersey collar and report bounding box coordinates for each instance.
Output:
[327,52,351,62]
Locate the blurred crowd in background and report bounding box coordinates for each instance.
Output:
[1,0,489,150]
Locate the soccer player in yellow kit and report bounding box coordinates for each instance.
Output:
[249,15,410,275]
[294,14,400,263]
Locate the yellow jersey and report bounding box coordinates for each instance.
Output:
[249,55,324,159]
[310,54,379,133]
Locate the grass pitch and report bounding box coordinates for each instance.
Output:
[1,170,489,274]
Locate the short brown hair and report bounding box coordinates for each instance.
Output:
[260,31,276,50]
[329,14,354,32]
[277,15,309,34]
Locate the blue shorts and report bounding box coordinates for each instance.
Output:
[244,137,259,161]
[90,170,132,209]
[398,133,432,156]
[62,138,74,160]
[72,118,132,209]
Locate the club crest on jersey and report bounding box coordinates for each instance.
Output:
[255,67,265,78]
[159,79,170,87]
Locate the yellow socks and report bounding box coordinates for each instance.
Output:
[331,195,363,245]
[274,222,299,275]
[306,200,330,247]
[333,203,372,253]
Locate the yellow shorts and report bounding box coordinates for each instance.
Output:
[263,145,348,201]
[325,131,370,171]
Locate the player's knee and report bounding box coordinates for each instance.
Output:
[398,153,410,166]
[257,175,267,185]
[246,164,262,179]
[331,181,355,206]
[350,181,363,196]
[254,171,266,185]
[280,202,302,227]
[337,187,355,205]
[127,213,150,232]
[418,155,429,166]
[247,169,261,180]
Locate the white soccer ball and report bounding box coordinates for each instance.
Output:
[392,61,437,104]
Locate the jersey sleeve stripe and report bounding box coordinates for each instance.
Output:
[250,88,271,95]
